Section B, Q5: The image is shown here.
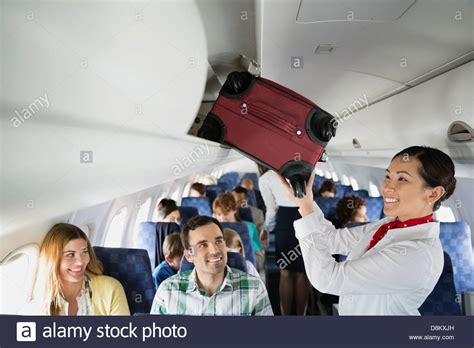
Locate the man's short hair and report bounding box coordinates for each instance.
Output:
[233,186,248,196]
[163,232,184,258]
[181,215,224,249]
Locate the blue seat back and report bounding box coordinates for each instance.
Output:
[335,184,351,198]
[205,184,225,205]
[439,221,474,295]
[419,252,462,315]
[218,172,240,191]
[241,173,260,190]
[365,197,384,221]
[245,189,258,207]
[179,252,248,273]
[238,207,254,223]
[181,197,212,217]
[136,222,158,269]
[93,247,155,315]
[155,222,181,267]
[346,189,369,198]
[221,222,256,266]
[178,206,198,227]
[315,197,340,218]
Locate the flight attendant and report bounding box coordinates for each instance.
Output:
[279,146,456,315]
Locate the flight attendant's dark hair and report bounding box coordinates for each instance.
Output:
[392,146,456,211]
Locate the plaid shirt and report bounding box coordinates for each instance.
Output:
[150,266,273,316]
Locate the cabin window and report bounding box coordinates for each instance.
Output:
[78,224,91,237]
[342,175,350,186]
[434,206,456,222]
[152,194,166,221]
[369,182,380,197]
[331,171,339,182]
[324,171,332,179]
[104,207,128,247]
[350,176,359,190]
[315,168,324,176]
[134,198,152,237]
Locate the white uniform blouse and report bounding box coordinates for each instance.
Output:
[259,170,298,232]
[293,201,444,315]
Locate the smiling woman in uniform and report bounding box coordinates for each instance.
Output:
[280,146,456,315]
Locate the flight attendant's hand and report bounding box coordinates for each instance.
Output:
[278,171,315,217]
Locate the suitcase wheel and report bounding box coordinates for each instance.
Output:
[222,71,253,96]
[280,160,313,198]
[197,113,225,143]
[289,175,307,199]
[306,108,337,144]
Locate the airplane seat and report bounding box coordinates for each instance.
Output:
[245,189,258,207]
[136,222,159,270]
[312,175,328,196]
[238,207,254,223]
[217,182,230,191]
[220,222,256,266]
[93,246,155,315]
[178,206,199,227]
[136,221,180,270]
[205,184,225,205]
[315,197,340,220]
[365,197,385,221]
[181,197,212,217]
[439,222,474,297]
[241,172,260,190]
[419,252,462,315]
[345,189,369,198]
[179,252,248,273]
[335,184,351,198]
[218,172,240,191]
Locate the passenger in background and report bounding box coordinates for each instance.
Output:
[29,223,130,315]
[223,228,260,278]
[259,168,310,315]
[319,180,337,198]
[152,233,184,290]
[189,182,207,197]
[212,193,264,277]
[242,173,266,214]
[232,186,267,282]
[157,198,181,224]
[151,216,273,315]
[336,196,368,228]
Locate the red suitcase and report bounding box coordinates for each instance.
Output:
[198,71,336,198]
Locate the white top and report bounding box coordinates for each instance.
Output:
[259,170,298,231]
[245,260,260,278]
[293,201,444,315]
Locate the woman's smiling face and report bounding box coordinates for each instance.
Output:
[381,155,437,221]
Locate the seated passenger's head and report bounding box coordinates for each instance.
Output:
[181,216,227,275]
[162,232,184,272]
[384,146,456,221]
[213,192,239,223]
[157,198,180,224]
[38,223,103,314]
[189,182,207,197]
[336,196,368,227]
[240,178,254,191]
[223,228,245,257]
[319,180,336,198]
[232,186,248,208]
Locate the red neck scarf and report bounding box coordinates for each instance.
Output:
[367,214,434,250]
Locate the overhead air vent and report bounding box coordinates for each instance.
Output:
[447,121,473,142]
[352,138,361,149]
[315,44,337,54]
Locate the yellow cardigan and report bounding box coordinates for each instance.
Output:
[89,275,130,315]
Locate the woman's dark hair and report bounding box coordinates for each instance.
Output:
[392,146,456,211]
[336,196,366,227]
[181,216,223,249]
[319,180,336,195]
[157,198,179,220]
[190,182,207,196]
[257,164,269,176]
